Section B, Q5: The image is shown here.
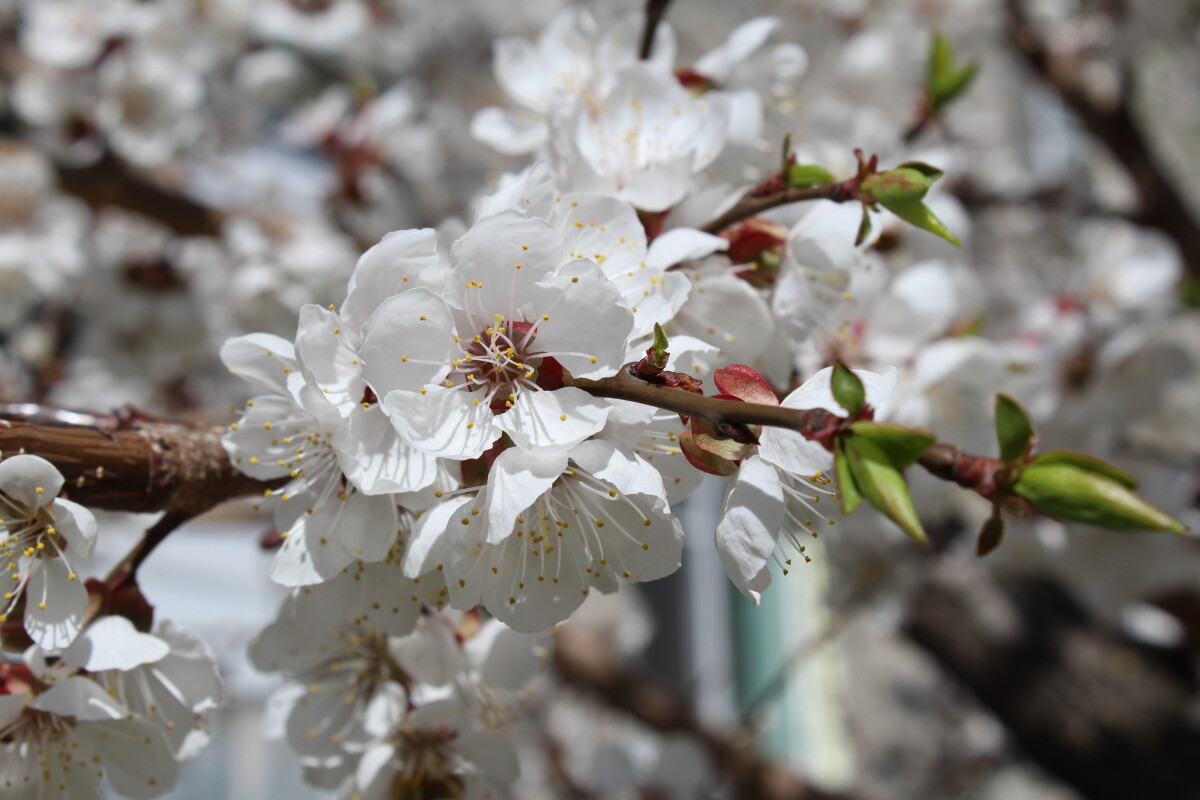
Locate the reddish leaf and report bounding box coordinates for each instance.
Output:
[680,431,738,476]
[714,364,778,406]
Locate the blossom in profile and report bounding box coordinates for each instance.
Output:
[716,366,896,603]
[0,627,181,799]
[0,454,96,649]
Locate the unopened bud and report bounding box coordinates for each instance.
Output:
[1012,462,1187,534]
[721,218,789,289]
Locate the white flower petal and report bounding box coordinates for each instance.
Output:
[569,439,665,500]
[693,17,779,82]
[295,304,363,416]
[269,504,357,587]
[716,456,784,604]
[333,405,439,495]
[484,448,568,545]
[383,388,501,461]
[31,676,127,721]
[333,492,400,563]
[470,106,548,155]
[342,228,441,329]
[85,718,179,799]
[49,497,97,558]
[496,387,609,451]
[0,454,64,509]
[24,555,87,650]
[63,616,169,672]
[646,228,729,269]
[219,333,297,395]
[448,212,561,308]
[360,288,457,397]
[531,274,632,379]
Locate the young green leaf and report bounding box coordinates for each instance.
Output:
[861,167,934,206]
[882,199,962,248]
[855,204,873,246]
[649,322,669,367]
[994,394,1034,463]
[843,436,928,543]
[834,438,863,515]
[848,421,937,469]
[926,31,980,112]
[831,362,866,416]
[787,163,837,188]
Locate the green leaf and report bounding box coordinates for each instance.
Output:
[926,32,979,113]
[895,161,945,181]
[881,199,962,248]
[848,421,936,469]
[855,204,873,246]
[861,167,933,206]
[928,31,953,86]
[844,436,928,543]
[649,322,669,367]
[787,163,837,188]
[1012,463,1187,534]
[994,394,1034,463]
[1029,450,1138,489]
[976,505,1005,556]
[831,362,865,416]
[834,438,863,515]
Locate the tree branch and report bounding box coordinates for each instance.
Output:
[698,183,848,235]
[638,0,674,61]
[907,561,1200,800]
[565,366,841,436]
[1007,0,1200,276]
[55,152,221,237]
[566,366,1005,498]
[0,411,280,517]
[553,625,853,800]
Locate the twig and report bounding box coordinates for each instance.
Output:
[1007,0,1200,276]
[565,365,840,436]
[638,0,674,61]
[566,366,1007,499]
[552,625,854,800]
[699,183,850,235]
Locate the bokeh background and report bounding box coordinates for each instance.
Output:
[4,1,1200,798]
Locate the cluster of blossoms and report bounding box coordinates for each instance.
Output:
[1,1,1197,798]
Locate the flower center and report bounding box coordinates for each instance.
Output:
[449,319,561,410]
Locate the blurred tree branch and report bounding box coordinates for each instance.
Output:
[56,152,222,237]
[1008,0,1200,276]
[907,561,1200,800]
[553,624,855,800]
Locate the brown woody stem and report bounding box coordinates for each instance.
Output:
[698,183,849,235]
[569,366,1006,500]
[638,0,673,61]
[565,366,840,436]
[0,414,281,517]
